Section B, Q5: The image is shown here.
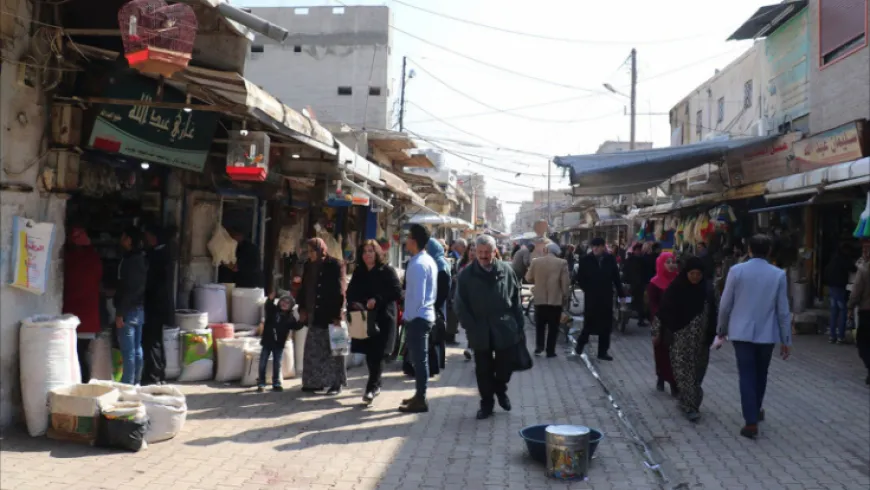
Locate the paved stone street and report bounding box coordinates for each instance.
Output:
[0,328,658,490]
[577,316,870,490]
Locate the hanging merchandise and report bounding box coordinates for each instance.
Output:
[854,191,870,239]
[653,220,664,241]
[207,225,237,266]
[278,223,304,257]
[10,217,56,295]
[226,131,270,181]
[118,0,198,77]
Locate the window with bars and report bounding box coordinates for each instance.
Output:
[820,0,868,66]
[696,110,703,137]
[717,97,725,124]
[743,80,753,109]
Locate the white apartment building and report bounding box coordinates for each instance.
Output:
[244,5,392,130]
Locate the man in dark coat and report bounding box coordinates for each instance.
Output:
[624,242,648,326]
[574,237,624,361]
[228,229,263,289]
[142,225,175,385]
[455,234,524,420]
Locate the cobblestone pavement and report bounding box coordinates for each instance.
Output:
[0,329,659,490]
[574,315,870,490]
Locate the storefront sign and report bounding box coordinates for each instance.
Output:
[763,8,810,123]
[326,191,369,207]
[726,132,802,186]
[793,121,865,169]
[87,72,219,172]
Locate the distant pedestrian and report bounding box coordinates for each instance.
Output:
[574,237,624,361]
[115,228,148,385]
[455,234,524,420]
[624,242,648,327]
[847,240,870,385]
[446,239,467,346]
[824,243,857,344]
[426,238,451,374]
[63,226,103,383]
[399,225,438,413]
[455,241,478,361]
[525,243,570,358]
[717,234,791,439]
[142,224,174,386]
[647,251,679,395]
[653,257,717,422]
[511,242,533,283]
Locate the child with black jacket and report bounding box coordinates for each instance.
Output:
[257,291,300,392]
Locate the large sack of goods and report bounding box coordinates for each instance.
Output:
[47,383,119,444]
[240,340,296,386]
[207,224,237,266]
[89,332,114,381]
[282,339,296,378]
[163,327,182,380]
[176,329,214,382]
[175,309,208,332]
[231,288,266,325]
[88,379,138,397]
[194,284,228,323]
[20,314,82,437]
[214,337,256,382]
[124,385,187,443]
[293,327,308,376]
[95,401,149,452]
[209,323,234,340]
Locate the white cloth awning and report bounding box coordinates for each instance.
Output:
[407,213,471,229]
[765,157,869,200]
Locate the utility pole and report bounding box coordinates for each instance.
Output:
[546,159,552,224]
[630,48,637,150]
[398,56,407,132]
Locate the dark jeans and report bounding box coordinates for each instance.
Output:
[535,305,562,355]
[630,284,647,323]
[405,317,433,399]
[258,344,284,387]
[474,347,513,409]
[117,307,145,385]
[366,345,385,391]
[829,287,848,340]
[733,341,775,426]
[77,338,92,382]
[141,322,166,385]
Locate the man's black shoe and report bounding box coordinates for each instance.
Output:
[476,407,494,420]
[496,393,511,411]
[598,354,614,361]
[399,397,428,413]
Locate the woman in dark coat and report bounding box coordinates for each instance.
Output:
[652,257,718,422]
[426,238,451,373]
[574,238,624,360]
[298,237,347,395]
[647,252,678,395]
[347,240,403,404]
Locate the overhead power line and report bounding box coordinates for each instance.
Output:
[405,101,504,147]
[404,92,601,124]
[391,25,604,92]
[407,133,553,159]
[391,0,710,46]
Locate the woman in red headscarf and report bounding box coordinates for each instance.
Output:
[63,226,103,382]
[647,252,678,395]
[298,237,347,395]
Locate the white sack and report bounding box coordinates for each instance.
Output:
[123,385,187,443]
[214,338,255,382]
[163,327,182,380]
[89,333,114,381]
[207,225,237,266]
[175,310,208,332]
[20,314,81,437]
[231,288,266,325]
[193,284,228,323]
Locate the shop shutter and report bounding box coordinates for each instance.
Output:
[820,0,867,58]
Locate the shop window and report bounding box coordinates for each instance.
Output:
[696,110,703,137]
[820,0,868,66]
[368,86,381,96]
[717,97,725,124]
[743,80,753,109]
[338,86,352,96]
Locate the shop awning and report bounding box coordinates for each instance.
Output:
[380,169,426,207]
[750,196,816,214]
[727,1,808,41]
[765,157,870,200]
[366,130,436,169]
[406,213,471,229]
[553,135,776,196]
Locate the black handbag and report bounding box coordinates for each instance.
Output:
[510,330,534,372]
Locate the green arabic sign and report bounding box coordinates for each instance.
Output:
[87,71,219,172]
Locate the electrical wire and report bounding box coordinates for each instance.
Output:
[404,92,602,124]
[391,0,711,46]
[405,101,505,147]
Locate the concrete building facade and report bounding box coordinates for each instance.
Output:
[244,5,392,130]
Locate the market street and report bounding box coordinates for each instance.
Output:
[574,314,870,490]
[0,332,659,490]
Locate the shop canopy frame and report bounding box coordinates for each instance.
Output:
[553,135,777,197]
[405,213,472,230]
[765,157,870,200]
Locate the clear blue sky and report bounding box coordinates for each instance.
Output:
[236,0,763,227]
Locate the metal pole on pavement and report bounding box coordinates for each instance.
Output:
[399,56,407,132]
[630,48,637,150]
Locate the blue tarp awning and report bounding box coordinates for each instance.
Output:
[553,135,776,196]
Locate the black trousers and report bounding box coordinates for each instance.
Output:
[473,348,513,408]
[366,344,385,391]
[858,310,870,373]
[576,321,612,356]
[77,338,92,382]
[630,284,647,323]
[141,322,166,385]
[535,305,562,355]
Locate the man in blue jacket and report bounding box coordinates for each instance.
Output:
[717,234,792,439]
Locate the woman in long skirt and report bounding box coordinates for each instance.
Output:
[299,237,348,395]
[652,257,717,422]
[647,252,678,395]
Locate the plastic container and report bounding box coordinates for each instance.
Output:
[520,424,603,465]
[546,425,590,480]
[194,284,228,323]
[209,323,235,340]
[175,309,208,332]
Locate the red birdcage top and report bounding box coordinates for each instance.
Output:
[118,0,198,58]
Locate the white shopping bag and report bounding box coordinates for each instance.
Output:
[329,322,350,357]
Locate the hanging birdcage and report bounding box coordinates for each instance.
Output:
[119,0,198,77]
[226,131,270,182]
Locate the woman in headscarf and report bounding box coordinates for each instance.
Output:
[652,257,718,422]
[426,238,451,373]
[347,240,402,404]
[455,241,477,361]
[647,252,679,394]
[298,237,347,395]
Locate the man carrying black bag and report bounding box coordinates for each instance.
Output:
[455,234,528,420]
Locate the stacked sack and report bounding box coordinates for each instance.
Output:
[88,381,187,451]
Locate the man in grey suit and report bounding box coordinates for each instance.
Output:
[716,234,792,440]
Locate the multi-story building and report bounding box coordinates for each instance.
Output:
[484,196,506,232]
[595,140,654,154]
[457,173,486,226]
[243,5,392,130]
